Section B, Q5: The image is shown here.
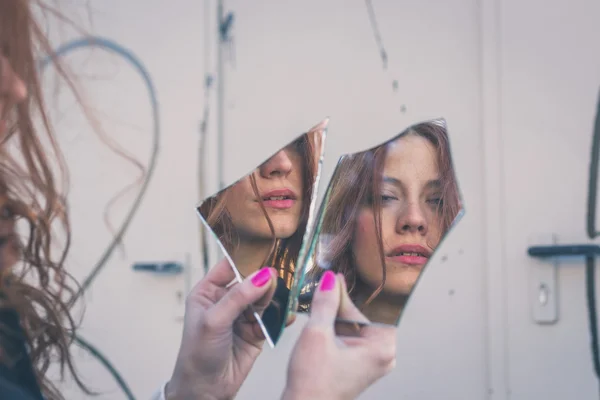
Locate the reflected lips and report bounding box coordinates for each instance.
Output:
[387,244,431,266]
[260,189,297,209]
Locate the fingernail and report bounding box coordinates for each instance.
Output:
[251,267,273,287]
[319,270,336,291]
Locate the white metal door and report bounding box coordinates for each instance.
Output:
[495,0,600,398]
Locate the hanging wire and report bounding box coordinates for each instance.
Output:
[73,335,136,400]
[40,35,162,400]
[586,88,600,398]
[40,36,160,306]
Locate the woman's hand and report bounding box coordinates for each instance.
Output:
[165,259,278,400]
[282,271,397,400]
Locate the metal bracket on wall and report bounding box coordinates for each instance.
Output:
[527,237,600,324]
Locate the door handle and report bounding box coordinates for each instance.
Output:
[528,244,600,258]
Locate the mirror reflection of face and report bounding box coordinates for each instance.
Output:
[199,125,326,285]
[353,133,442,298]
[295,121,461,327]
[198,123,326,345]
[226,141,305,241]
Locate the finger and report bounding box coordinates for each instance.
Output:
[251,272,281,314]
[203,258,237,288]
[337,273,370,324]
[307,270,340,330]
[233,313,268,341]
[206,267,277,329]
[187,259,235,305]
[240,275,283,323]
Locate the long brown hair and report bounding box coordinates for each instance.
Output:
[0,1,91,398]
[301,121,462,309]
[199,128,323,288]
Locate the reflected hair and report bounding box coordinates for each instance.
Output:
[302,121,461,309]
[200,130,321,287]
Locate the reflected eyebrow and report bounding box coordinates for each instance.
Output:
[382,176,442,190]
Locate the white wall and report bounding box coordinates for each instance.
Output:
[40,0,600,399]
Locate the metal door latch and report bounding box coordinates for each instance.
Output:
[527,233,600,325]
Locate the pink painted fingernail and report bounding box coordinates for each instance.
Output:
[319,270,336,291]
[251,267,273,287]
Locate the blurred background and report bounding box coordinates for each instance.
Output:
[37,0,600,398]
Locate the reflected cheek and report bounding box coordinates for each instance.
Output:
[427,223,443,250]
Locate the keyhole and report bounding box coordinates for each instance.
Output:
[538,283,549,305]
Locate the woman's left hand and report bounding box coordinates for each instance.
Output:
[165,259,278,400]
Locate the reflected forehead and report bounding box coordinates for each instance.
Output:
[382,134,440,183]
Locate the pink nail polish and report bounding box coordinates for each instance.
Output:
[319,270,336,291]
[252,267,273,287]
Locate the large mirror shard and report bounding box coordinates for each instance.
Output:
[197,118,327,346]
[293,119,464,330]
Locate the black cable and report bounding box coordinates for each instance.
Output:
[40,36,161,400]
[586,87,600,394]
[47,38,160,306]
[587,88,600,238]
[586,257,600,377]
[72,334,136,400]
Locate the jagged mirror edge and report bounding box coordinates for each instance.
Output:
[385,118,466,326]
[288,117,466,328]
[282,125,328,329]
[287,161,337,317]
[194,120,329,347]
[195,206,276,349]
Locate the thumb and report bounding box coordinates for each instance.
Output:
[307,270,340,329]
[207,267,277,329]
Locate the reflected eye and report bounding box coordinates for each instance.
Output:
[427,197,443,207]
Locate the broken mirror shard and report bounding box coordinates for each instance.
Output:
[292,119,464,330]
[197,118,327,346]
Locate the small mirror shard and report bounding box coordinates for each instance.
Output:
[293,119,464,328]
[197,118,327,345]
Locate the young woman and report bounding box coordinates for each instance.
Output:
[301,121,462,325]
[1,2,394,399]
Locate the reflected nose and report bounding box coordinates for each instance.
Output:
[259,150,293,178]
[396,202,428,235]
[0,57,28,113]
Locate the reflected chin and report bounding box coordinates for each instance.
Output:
[360,269,420,297]
[266,215,301,236]
[245,223,299,240]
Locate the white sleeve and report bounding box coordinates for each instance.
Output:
[150,382,168,400]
